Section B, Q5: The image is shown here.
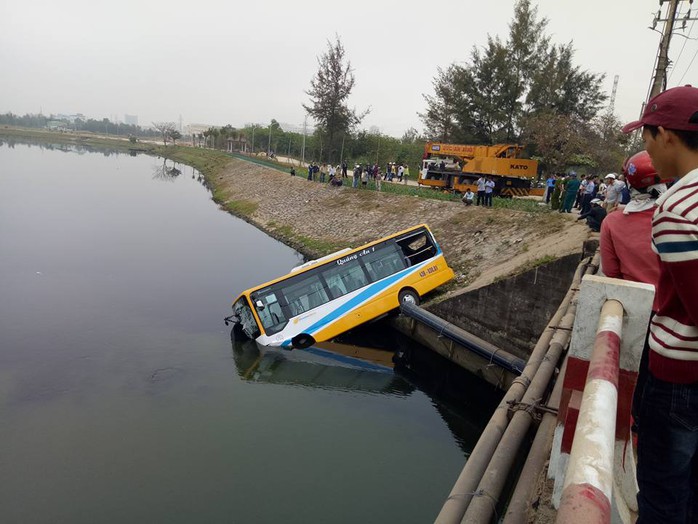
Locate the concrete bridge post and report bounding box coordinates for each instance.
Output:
[550,275,655,523]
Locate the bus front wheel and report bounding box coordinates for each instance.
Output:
[291,333,315,349]
[399,289,420,306]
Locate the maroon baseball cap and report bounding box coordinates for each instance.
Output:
[621,85,698,133]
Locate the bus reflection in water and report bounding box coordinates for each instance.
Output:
[230,334,415,397]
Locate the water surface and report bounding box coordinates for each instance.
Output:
[0,142,494,523]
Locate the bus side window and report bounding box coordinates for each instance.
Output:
[344,267,367,292]
[325,274,347,298]
[308,283,329,309]
[322,259,367,295]
[361,243,406,282]
[283,274,330,315]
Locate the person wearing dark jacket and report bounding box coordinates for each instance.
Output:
[576,198,606,231]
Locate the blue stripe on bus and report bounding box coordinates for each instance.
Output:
[281,260,431,346]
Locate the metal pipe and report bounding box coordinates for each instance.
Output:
[502,357,569,524]
[462,307,577,522]
[501,255,599,523]
[399,302,525,375]
[435,256,590,523]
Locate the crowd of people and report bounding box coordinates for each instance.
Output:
[290,160,411,191]
[546,171,631,215]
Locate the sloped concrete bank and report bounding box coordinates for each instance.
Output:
[204,155,590,290]
[429,253,583,360]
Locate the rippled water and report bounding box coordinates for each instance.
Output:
[0,141,497,523]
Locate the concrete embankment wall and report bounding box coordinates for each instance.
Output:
[429,253,583,360]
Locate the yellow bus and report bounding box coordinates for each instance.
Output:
[225,224,454,349]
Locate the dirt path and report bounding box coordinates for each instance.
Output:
[210,156,590,290]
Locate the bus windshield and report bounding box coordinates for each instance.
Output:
[232,296,261,339]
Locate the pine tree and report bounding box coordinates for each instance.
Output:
[303,36,368,163]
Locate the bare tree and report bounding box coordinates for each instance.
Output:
[152,122,176,146]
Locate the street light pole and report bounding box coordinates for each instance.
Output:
[340,134,345,165]
[267,121,272,156]
[301,116,307,166]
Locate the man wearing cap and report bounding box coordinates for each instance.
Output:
[576,198,606,231]
[622,85,698,524]
[604,173,621,211]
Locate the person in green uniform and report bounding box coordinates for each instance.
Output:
[560,173,581,213]
[550,175,563,210]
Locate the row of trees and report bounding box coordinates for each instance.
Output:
[299,2,630,175]
[191,120,425,169]
[0,112,160,139]
[417,0,629,173]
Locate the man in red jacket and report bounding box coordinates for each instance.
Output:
[622,85,698,524]
[600,151,666,439]
[600,151,664,303]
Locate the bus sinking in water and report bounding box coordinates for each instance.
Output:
[225,224,455,350]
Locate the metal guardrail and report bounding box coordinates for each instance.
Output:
[556,299,623,523]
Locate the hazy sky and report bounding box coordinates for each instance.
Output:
[1,0,696,136]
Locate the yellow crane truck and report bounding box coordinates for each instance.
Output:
[417,142,539,197]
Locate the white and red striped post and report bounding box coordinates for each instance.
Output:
[556,299,623,524]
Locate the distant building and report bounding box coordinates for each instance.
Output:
[47,120,69,131]
[124,114,138,126]
[186,124,214,136]
[54,113,85,123]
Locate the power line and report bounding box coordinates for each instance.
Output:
[668,18,696,81]
[678,45,698,83]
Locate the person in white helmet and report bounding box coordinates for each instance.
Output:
[603,173,621,211]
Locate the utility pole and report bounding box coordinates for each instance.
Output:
[648,0,698,100]
[251,125,255,154]
[650,0,681,99]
